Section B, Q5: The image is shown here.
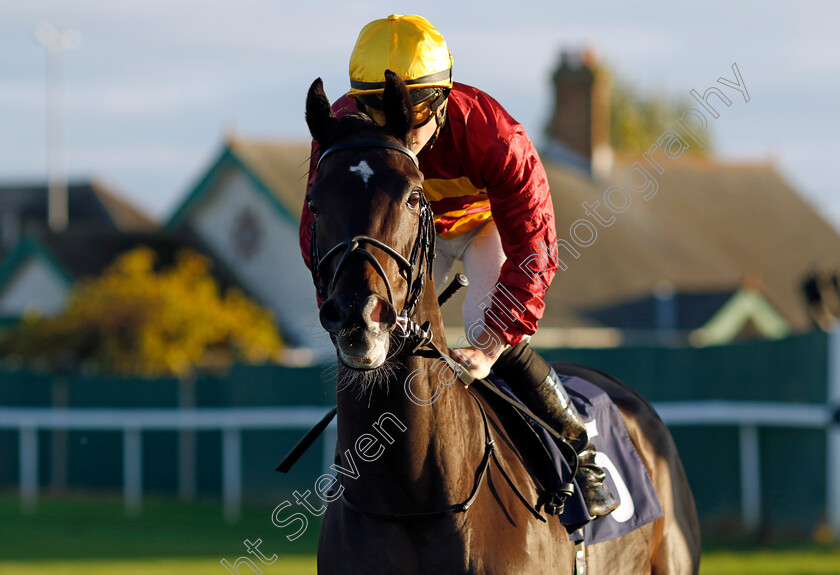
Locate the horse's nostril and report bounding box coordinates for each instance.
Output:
[362,295,396,331]
[319,297,346,334]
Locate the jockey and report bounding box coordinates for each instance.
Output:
[299,14,618,519]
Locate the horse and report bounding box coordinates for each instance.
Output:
[304,70,701,574]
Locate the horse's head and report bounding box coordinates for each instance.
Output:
[306,71,435,372]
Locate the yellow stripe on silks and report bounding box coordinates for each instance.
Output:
[435,209,493,239]
[423,176,486,201]
[433,198,491,219]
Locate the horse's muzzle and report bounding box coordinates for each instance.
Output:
[320,294,396,369]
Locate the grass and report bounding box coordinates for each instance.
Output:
[0,557,316,575]
[0,492,319,574]
[700,548,840,575]
[1,493,839,574]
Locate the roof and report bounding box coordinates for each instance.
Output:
[584,289,736,330]
[86,181,158,231]
[165,139,311,230]
[0,179,157,237]
[528,154,840,332]
[227,138,312,217]
[166,137,840,334]
[8,224,245,294]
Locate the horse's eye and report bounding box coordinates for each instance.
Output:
[308,200,318,215]
[407,189,422,209]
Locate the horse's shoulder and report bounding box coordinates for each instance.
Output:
[469,385,541,465]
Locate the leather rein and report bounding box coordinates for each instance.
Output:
[302,138,570,523]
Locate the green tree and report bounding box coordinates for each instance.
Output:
[0,246,283,377]
[610,77,713,155]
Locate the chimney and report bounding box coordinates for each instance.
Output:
[545,48,612,178]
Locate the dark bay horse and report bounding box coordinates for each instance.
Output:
[305,71,701,574]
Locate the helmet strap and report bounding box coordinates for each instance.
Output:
[424,97,449,151]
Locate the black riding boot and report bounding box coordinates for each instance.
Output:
[494,343,619,519]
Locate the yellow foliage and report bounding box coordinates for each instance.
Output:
[1,246,283,377]
[609,77,713,155]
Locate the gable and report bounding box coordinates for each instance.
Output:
[693,289,791,346]
[176,164,327,351]
[0,255,70,318]
[165,142,308,233]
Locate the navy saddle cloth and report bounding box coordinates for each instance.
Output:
[482,371,662,545]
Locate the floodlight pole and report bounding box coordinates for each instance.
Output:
[35,23,81,233]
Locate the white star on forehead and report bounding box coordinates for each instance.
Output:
[349,160,375,185]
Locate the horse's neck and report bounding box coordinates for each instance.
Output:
[335,293,479,512]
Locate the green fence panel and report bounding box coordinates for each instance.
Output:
[67,430,123,489]
[66,372,179,407]
[143,430,178,494]
[671,426,742,526]
[0,330,831,534]
[240,428,328,503]
[196,430,222,495]
[0,430,15,485]
[760,428,827,533]
[194,365,335,407]
[0,369,52,406]
[540,330,828,402]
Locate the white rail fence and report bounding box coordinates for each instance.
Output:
[0,406,337,523]
[1,401,838,532]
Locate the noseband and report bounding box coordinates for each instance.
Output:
[309,139,436,340]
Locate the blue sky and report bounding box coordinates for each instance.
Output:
[2,1,838,228]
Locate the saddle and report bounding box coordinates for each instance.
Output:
[477,372,663,544]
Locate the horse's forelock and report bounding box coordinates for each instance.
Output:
[321,113,407,151]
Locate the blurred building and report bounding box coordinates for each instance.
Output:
[160,125,838,349]
[0,167,329,360]
[0,226,245,324]
[2,51,838,353]
[0,180,157,323]
[0,180,156,257]
[478,48,840,347]
[163,138,329,359]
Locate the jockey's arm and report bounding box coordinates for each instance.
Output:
[450,123,558,379]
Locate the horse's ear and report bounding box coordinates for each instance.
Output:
[382,70,413,143]
[306,77,337,146]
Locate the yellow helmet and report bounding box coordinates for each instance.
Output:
[348,14,453,98]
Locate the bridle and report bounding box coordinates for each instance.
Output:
[305,136,576,523]
[309,138,437,344]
